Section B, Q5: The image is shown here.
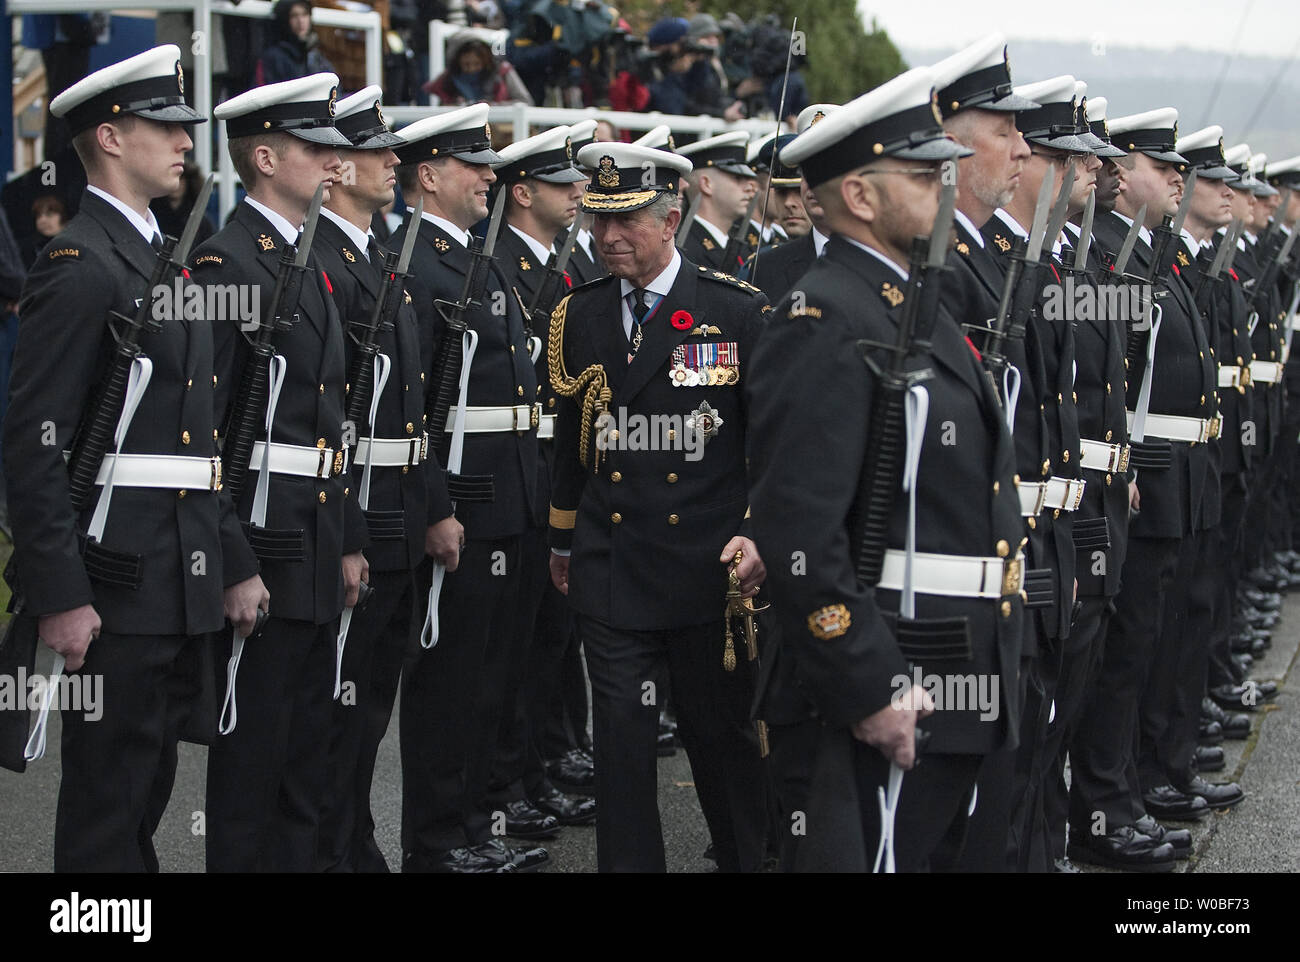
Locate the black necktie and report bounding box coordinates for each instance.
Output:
[368,236,385,266]
[628,288,651,359]
[150,233,164,253]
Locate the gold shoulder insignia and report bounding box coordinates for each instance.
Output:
[47,247,80,260]
[956,242,970,255]
[992,234,1011,254]
[701,236,716,251]
[808,604,851,640]
[1176,250,1190,267]
[787,306,824,320]
[258,233,276,252]
[548,291,610,470]
[195,254,223,266]
[520,257,532,271]
[404,289,412,304]
[343,247,356,263]
[881,283,905,307]
[433,237,450,253]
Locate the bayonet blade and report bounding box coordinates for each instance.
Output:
[480,186,508,259]
[394,196,423,276]
[1205,217,1241,281]
[1113,204,1146,275]
[1042,164,1076,258]
[1073,190,1095,272]
[927,179,957,268]
[1025,172,1056,266]
[1168,168,1198,239]
[175,174,214,265]
[1222,221,1244,275]
[555,212,585,275]
[675,190,700,246]
[294,182,326,268]
[1276,225,1298,265]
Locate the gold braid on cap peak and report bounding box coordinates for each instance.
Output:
[548,293,611,471]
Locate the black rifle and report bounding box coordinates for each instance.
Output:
[424,188,506,496]
[720,188,763,274]
[851,180,955,585]
[221,182,325,505]
[344,198,422,433]
[523,213,583,337]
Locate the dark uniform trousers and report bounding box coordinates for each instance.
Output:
[196,202,366,872]
[391,215,539,863]
[5,192,258,871]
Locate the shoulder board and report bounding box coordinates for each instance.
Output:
[46,247,80,260]
[786,305,823,320]
[194,253,224,266]
[698,265,762,295]
[567,273,617,296]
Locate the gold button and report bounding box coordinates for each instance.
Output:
[611,512,622,524]
[181,430,191,445]
[317,438,327,449]
[1053,509,1061,519]
[1107,383,1112,394]
[667,473,679,483]
[344,487,349,496]
[993,481,1000,495]
[319,383,325,394]
[1073,391,1078,403]
[1063,449,1070,462]
[1106,473,1113,485]
[1105,429,1113,441]
[668,514,679,525]
[1124,358,1130,369]
[611,471,623,482]
[1001,601,1012,617]
[1013,474,1021,484]
[548,398,556,408]
[406,422,414,434]
[667,429,677,441]
[1272,351,1277,359]
[186,378,192,390]
[1041,459,1051,476]
[517,386,524,397]
[213,374,218,386]
[319,491,327,503]
[1237,356,1244,365]
[1028,516,1037,529]
[510,345,516,353]
[1058,393,1063,404]
[178,489,187,499]
[214,429,220,439]
[996,539,1009,558]
[1200,395,1205,405]
[420,372,425,381]
[1199,351,1204,359]
[609,430,620,441]
[405,384,409,392]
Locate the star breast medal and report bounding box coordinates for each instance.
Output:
[687,400,724,444]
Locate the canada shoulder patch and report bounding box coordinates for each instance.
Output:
[47,247,80,260]
[195,254,223,266]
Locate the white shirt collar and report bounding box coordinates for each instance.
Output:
[509,224,554,266]
[812,227,830,257]
[410,207,470,248]
[842,235,908,281]
[244,195,302,245]
[576,227,595,259]
[752,219,786,244]
[1180,228,1198,251]
[88,185,161,245]
[954,209,985,248]
[1216,223,1248,251]
[1112,210,1153,249]
[992,207,1063,256]
[620,248,683,338]
[696,216,730,248]
[321,207,375,260]
[1063,221,1081,238]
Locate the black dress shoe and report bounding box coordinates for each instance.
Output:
[1198,718,1224,746]
[529,785,597,825]
[1209,683,1261,712]
[473,838,550,872]
[1241,587,1283,611]
[1134,814,1192,858]
[657,730,678,757]
[1175,775,1245,810]
[1143,784,1211,821]
[1194,744,1226,772]
[658,710,678,737]
[1067,826,1177,872]
[1232,653,1254,671]
[499,798,561,839]
[545,748,595,790]
[1249,679,1279,700]
[1202,697,1251,739]
[405,847,516,873]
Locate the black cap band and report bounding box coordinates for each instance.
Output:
[395,125,492,163]
[64,74,189,134]
[1017,100,1078,143]
[799,102,946,187]
[1117,126,1179,155]
[937,62,1014,118]
[497,144,579,182]
[227,96,338,139]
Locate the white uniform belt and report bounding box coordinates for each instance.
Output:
[1044,476,1086,511]
[353,433,428,468]
[537,412,556,441]
[1218,364,1251,388]
[90,453,222,490]
[250,440,345,479]
[1250,359,1283,384]
[1016,480,1047,517]
[443,404,539,434]
[1126,410,1216,443]
[1079,438,1130,473]
[878,549,1024,600]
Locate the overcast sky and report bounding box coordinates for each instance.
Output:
[859,0,1300,59]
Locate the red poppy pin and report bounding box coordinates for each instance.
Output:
[671,310,694,331]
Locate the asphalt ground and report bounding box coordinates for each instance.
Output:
[1,580,1295,873]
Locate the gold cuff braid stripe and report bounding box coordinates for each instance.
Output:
[548,292,611,470]
[549,506,577,530]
